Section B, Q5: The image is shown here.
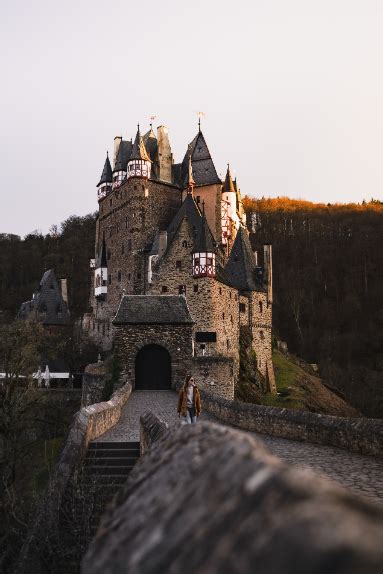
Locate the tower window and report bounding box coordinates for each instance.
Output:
[176,260,182,270]
[239,303,246,313]
[259,301,263,314]
[137,272,141,280]
[134,185,137,190]
[108,275,112,285]
[219,287,222,295]
[161,285,168,293]
[226,339,230,350]
[193,285,198,293]
[117,270,122,282]
[260,330,265,340]
[121,243,125,255]
[182,240,188,248]
[222,313,225,320]
[178,285,186,295]
[196,196,201,204]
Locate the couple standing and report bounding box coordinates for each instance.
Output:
[178,374,201,424]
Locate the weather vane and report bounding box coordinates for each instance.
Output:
[149,115,157,128]
[196,111,206,130]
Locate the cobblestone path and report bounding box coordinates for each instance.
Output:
[95,391,383,504]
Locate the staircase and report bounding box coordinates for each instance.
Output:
[58,441,140,573]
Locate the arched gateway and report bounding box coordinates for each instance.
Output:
[135,344,171,390]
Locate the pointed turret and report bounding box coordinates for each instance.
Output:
[185,154,195,194]
[221,164,240,244]
[192,203,216,278]
[127,124,152,179]
[97,153,113,200]
[224,227,261,291]
[182,130,221,186]
[223,164,235,194]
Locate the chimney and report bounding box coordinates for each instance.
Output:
[113,136,122,169]
[253,250,258,266]
[263,245,272,305]
[157,126,173,183]
[158,231,167,258]
[60,278,68,305]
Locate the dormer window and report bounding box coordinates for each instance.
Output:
[192,251,215,278]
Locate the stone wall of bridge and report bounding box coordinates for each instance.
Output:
[201,390,383,456]
[83,414,383,574]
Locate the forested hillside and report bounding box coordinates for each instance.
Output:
[0,214,96,320]
[245,197,383,417]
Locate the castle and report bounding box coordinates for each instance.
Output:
[83,123,275,398]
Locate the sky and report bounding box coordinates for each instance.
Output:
[1,0,382,237]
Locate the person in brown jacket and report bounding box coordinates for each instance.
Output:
[178,375,201,424]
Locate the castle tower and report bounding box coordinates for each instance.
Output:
[157,125,173,183]
[192,204,216,278]
[97,153,113,200]
[221,164,240,245]
[127,125,151,179]
[112,140,128,188]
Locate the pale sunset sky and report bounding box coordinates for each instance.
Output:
[1,0,382,236]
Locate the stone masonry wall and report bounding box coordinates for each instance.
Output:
[83,415,383,574]
[191,355,234,399]
[87,178,181,347]
[114,323,193,389]
[16,380,132,574]
[201,390,383,456]
[250,291,275,391]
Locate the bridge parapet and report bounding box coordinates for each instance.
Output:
[83,417,383,574]
[201,390,383,456]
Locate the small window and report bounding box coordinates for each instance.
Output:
[137,272,141,280]
[176,260,182,270]
[178,285,186,295]
[121,243,125,255]
[226,339,230,350]
[260,330,265,340]
[108,275,112,285]
[193,285,198,293]
[194,257,200,266]
[134,185,137,190]
[127,239,132,250]
[239,303,246,313]
[229,292,232,299]
[196,196,201,204]
[161,285,168,293]
[222,313,225,320]
[219,287,222,295]
[125,217,128,229]
[196,332,216,343]
[128,273,131,280]
[230,315,233,323]
[117,270,122,282]
[182,240,188,248]
[259,301,263,314]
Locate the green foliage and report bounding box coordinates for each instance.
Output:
[101,355,121,402]
[262,350,304,409]
[236,327,262,404]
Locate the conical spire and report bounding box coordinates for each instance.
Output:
[130,124,151,161]
[224,227,260,291]
[96,237,108,268]
[223,164,235,194]
[97,152,113,186]
[193,202,215,254]
[185,154,195,192]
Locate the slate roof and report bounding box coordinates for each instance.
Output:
[114,140,133,172]
[223,165,235,194]
[224,227,264,292]
[130,126,151,162]
[97,153,113,186]
[143,128,158,163]
[167,194,202,245]
[113,295,194,325]
[192,208,216,253]
[18,269,70,325]
[180,131,221,187]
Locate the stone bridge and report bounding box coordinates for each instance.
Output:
[17,385,383,574]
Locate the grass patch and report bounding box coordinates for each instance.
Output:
[261,350,304,409]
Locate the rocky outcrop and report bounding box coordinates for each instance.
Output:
[83,416,383,574]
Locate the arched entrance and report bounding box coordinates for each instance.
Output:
[135,344,171,390]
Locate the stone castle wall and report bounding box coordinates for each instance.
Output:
[114,323,193,389]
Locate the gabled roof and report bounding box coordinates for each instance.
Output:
[97,153,113,187]
[113,295,194,325]
[224,227,264,292]
[181,130,221,187]
[167,194,202,244]
[192,208,215,253]
[223,165,235,194]
[130,126,151,162]
[18,269,70,325]
[114,140,133,172]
